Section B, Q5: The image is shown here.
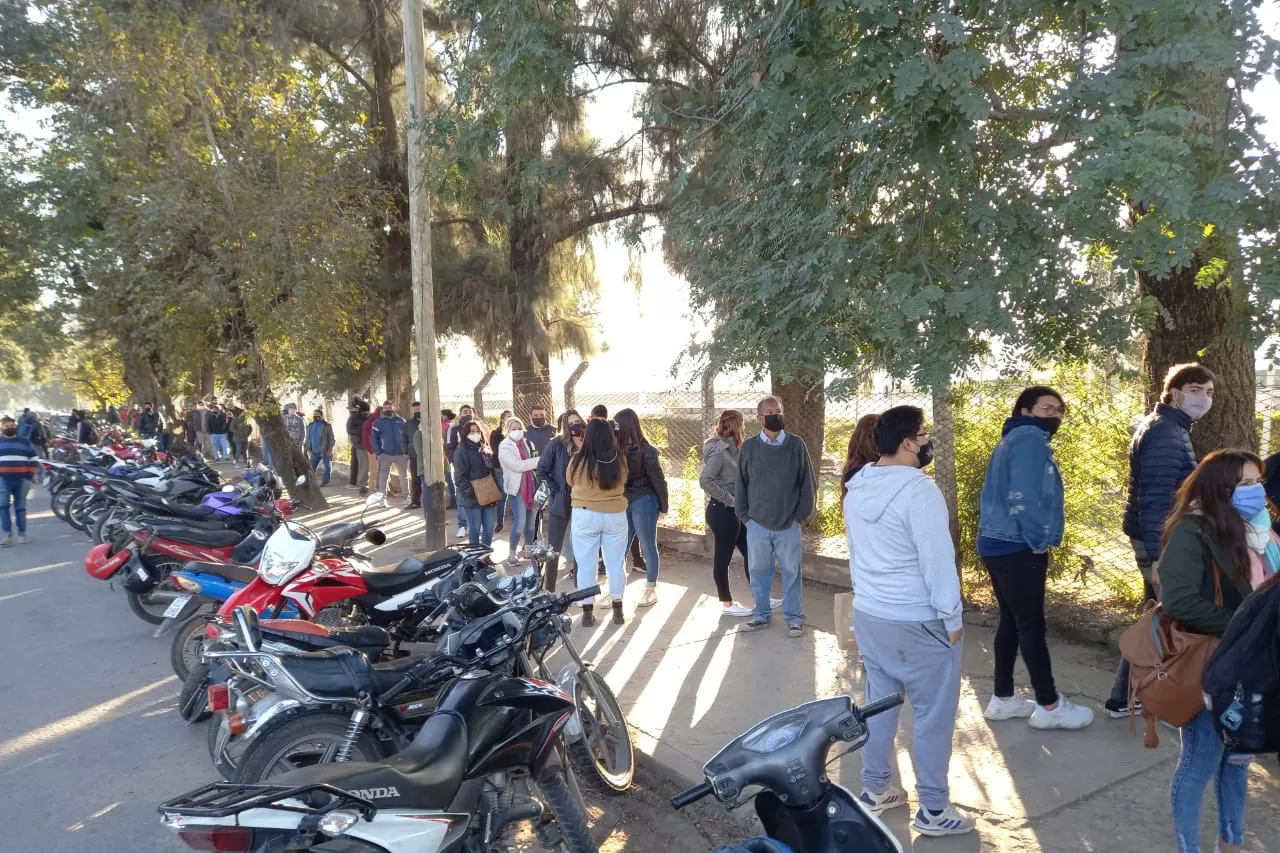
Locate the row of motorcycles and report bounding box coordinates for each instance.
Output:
[48,438,911,853]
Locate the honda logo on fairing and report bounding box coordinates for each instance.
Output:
[351,787,400,799]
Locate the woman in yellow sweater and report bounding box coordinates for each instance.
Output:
[569,418,629,626]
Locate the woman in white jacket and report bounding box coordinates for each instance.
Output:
[498,416,541,566]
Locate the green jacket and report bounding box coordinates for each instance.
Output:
[412,426,423,465]
[1158,515,1253,637]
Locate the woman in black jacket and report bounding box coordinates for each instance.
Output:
[452,418,499,547]
[615,408,669,608]
[535,409,584,591]
[1158,449,1259,853]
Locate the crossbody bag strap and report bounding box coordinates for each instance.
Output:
[1210,560,1225,607]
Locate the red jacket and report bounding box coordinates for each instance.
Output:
[361,415,376,454]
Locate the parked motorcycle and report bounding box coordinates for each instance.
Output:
[159,603,600,853]
[671,693,907,853]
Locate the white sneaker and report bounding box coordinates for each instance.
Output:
[720,602,752,617]
[985,694,1037,721]
[596,593,613,608]
[455,525,466,539]
[770,597,783,609]
[912,804,976,837]
[858,786,907,816]
[1029,695,1095,730]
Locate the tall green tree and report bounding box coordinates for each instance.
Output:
[656,0,1280,447]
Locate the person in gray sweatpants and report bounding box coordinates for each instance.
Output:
[842,406,974,838]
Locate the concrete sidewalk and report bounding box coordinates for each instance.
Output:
[309,486,1280,853]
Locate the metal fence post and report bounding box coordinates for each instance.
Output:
[564,361,589,413]
[473,370,495,422]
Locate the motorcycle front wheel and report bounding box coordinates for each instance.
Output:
[528,766,597,853]
[91,504,126,546]
[170,614,209,681]
[179,662,212,724]
[232,714,383,783]
[568,669,634,792]
[66,493,94,532]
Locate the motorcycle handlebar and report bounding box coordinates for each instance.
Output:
[671,782,714,810]
[858,693,904,722]
[565,585,600,604]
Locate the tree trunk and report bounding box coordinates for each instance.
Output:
[254,411,327,506]
[1138,262,1256,457]
[121,344,173,414]
[770,370,826,474]
[198,359,215,399]
[384,289,414,413]
[510,327,554,419]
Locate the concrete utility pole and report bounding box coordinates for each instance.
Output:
[402,0,446,549]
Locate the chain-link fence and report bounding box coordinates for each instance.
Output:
[440,370,1280,633]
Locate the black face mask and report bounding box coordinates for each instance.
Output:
[1,428,16,438]
[568,422,585,438]
[763,414,785,432]
[531,417,547,427]
[916,441,935,469]
[1034,416,1062,438]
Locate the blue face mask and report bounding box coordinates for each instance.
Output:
[1232,483,1267,519]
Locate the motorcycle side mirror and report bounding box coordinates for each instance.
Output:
[295,474,308,486]
[364,528,387,546]
[365,492,387,509]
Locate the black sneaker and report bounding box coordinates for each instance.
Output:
[1104,698,1142,719]
[744,618,770,631]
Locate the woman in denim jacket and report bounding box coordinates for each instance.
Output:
[977,386,1094,730]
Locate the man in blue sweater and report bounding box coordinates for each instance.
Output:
[1107,362,1215,718]
[371,400,409,503]
[0,416,39,547]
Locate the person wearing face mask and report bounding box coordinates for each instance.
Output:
[1107,362,1218,718]
[403,402,423,510]
[306,409,336,487]
[490,410,513,535]
[499,416,541,565]
[453,419,499,547]
[536,410,584,591]
[1154,450,1262,853]
[976,387,1094,730]
[524,405,556,453]
[842,405,973,837]
[736,396,816,637]
[371,401,410,503]
[0,416,39,547]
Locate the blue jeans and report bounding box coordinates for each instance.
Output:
[745,519,804,625]
[462,505,495,547]
[0,477,31,536]
[509,497,537,553]
[309,451,332,485]
[626,492,662,584]
[210,433,230,460]
[495,488,508,528]
[1171,709,1251,852]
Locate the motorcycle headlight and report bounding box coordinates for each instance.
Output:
[257,553,301,585]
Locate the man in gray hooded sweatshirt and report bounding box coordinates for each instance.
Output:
[842,405,973,838]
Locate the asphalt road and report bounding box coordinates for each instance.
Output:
[0,490,738,853]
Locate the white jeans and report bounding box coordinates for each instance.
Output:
[573,508,628,603]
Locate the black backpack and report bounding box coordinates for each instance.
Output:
[1203,576,1280,753]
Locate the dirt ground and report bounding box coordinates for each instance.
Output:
[582,755,747,853]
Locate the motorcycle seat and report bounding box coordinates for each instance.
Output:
[269,711,466,810]
[259,620,390,656]
[360,549,457,596]
[149,524,242,548]
[278,646,420,698]
[178,560,259,586]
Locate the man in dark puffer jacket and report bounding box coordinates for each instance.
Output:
[1106,362,1216,718]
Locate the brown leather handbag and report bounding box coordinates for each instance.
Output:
[1118,564,1223,747]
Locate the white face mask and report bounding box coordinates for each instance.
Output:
[509,429,524,442]
[1175,390,1213,421]
[467,433,482,443]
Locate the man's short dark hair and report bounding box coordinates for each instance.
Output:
[874,406,925,456]
[1161,363,1216,403]
[590,404,608,419]
[442,409,457,420]
[1011,386,1064,418]
[412,401,420,407]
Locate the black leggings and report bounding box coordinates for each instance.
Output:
[706,500,749,602]
[982,550,1058,707]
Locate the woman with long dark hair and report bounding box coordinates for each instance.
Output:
[700,410,752,616]
[840,414,880,498]
[535,409,584,591]
[568,418,629,626]
[1159,449,1263,853]
[614,408,669,608]
[452,418,499,547]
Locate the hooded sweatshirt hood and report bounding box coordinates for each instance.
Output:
[843,464,964,632]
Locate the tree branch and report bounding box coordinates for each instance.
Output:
[544,200,668,250]
[290,23,378,98]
